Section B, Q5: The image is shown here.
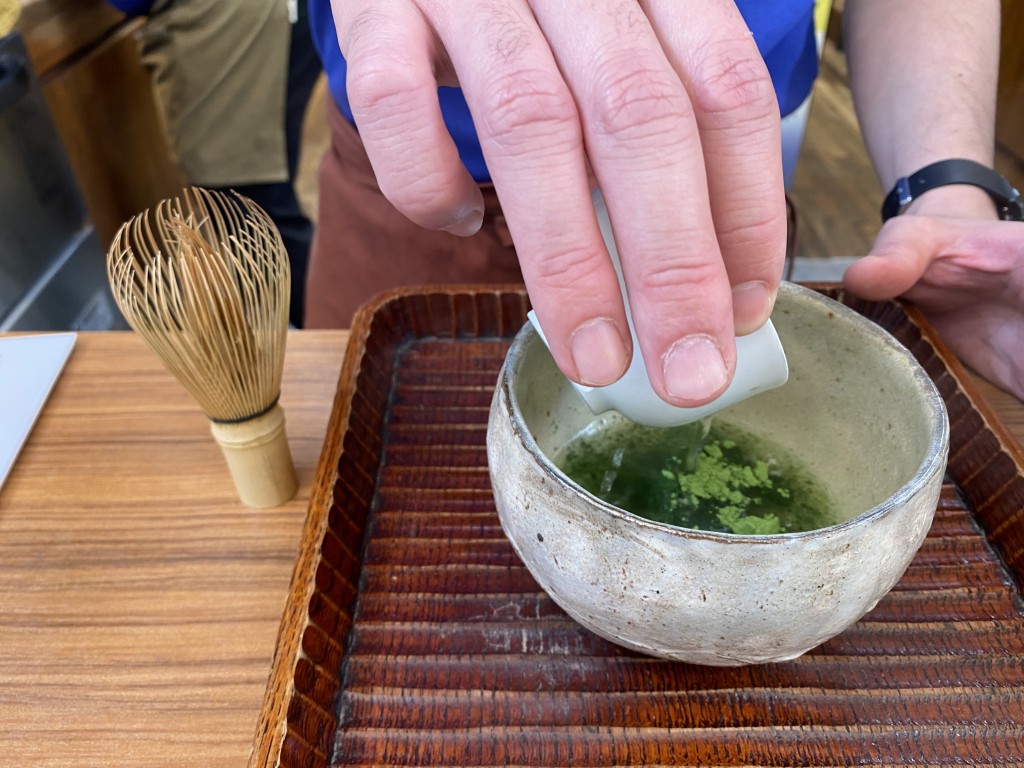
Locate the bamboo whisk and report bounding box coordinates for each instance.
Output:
[107,187,297,507]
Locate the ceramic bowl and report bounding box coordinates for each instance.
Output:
[486,282,949,666]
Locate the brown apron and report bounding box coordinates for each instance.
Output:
[304,99,523,328]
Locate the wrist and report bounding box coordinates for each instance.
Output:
[903,184,1000,220]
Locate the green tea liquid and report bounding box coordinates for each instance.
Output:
[554,417,837,535]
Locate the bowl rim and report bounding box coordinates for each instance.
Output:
[497,282,950,543]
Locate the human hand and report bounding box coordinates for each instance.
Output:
[844,215,1024,400]
[331,0,787,405]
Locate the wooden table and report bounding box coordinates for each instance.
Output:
[0,330,1021,767]
[0,331,346,767]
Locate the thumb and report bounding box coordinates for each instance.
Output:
[843,216,955,301]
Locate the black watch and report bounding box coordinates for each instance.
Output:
[881,158,1023,222]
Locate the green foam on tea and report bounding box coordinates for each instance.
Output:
[553,416,837,535]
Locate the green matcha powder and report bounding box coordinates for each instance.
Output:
[554,418,837,535]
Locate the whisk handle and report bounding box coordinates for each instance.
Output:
[209,403,298,508]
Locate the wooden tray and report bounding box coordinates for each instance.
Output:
[251,285,1024,767]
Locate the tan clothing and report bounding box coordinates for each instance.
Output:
[136,0,290,186]
[304,99,524,328]
[0,0,20,37]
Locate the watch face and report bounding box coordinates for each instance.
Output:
[1004,196,1024,221]
[1003,183,1023,221]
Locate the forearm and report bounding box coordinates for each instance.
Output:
[844,0,1001,217]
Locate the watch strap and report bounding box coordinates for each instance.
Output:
[881,158,1024,222]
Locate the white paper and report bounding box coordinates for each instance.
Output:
[0,333,77,490]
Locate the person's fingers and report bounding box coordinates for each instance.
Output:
[845,217,1024,400]
[332,0,485,235]
[336,0,783,408]
[643,0,788,335]
[523,0,734,405]
[843,217,950,300]
[435,0,633,388]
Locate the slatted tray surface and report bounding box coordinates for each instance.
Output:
[255,287,1024,767]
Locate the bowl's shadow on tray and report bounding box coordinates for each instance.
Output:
[250,284,1024,768]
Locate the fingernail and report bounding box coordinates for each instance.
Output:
[662,334,729,403]
[731,280,774,335]
[570,318,629,386]
[442,206,484,237]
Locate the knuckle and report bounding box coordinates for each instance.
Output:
[345,45,423,116]
[632,247,723,297]
[531,244,607,289]
[589,56,693,141]
[477,68,579,147]
[342,8,423,113]
[688,44,778,126]
[344,7,423,117]
[716,203,788,251]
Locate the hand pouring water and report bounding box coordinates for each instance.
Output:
[529,190,789,428]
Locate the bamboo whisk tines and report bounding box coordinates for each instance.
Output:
[107,187,297,508]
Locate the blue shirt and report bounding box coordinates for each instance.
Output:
[309,0,817,182]
[107,0,155,15]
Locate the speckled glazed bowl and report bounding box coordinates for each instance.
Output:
[487,282,949,666]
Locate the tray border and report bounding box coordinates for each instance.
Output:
[248,283,1024,768]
